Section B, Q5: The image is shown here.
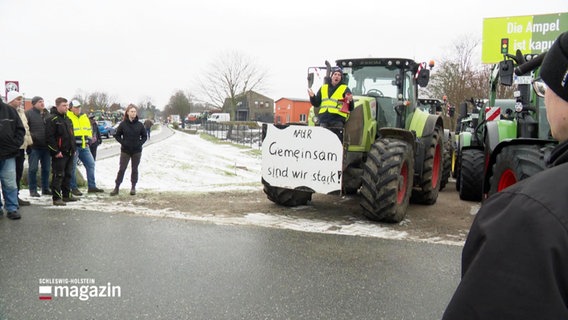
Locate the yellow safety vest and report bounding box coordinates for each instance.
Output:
[319,84,348,119]
[67,111,93,148]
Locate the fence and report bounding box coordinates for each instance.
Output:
[200,121,263,149]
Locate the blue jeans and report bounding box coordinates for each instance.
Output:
[0,158,19,212]
[28,148,52,193]
[70,146,98,189]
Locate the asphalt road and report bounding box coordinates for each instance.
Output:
[0,206,461,320]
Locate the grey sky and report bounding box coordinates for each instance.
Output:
[1,0,566,108]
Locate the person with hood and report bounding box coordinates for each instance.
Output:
[110,104,147,196]
[0,93,25,219]
[25,96,52,197]
[45,97,77,206]
[308,66,354,140]
[443,31,568,319]
[6,91,33,206]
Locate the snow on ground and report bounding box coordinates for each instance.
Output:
[94,126,262,192]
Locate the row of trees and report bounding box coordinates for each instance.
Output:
[73,37,516,124]
[71,91,161,122]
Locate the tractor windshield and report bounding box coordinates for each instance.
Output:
[344,65,400,128]
[345,66,398,98]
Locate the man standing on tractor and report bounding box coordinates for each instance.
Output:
[443,31,568,319]
[308,66,354,139]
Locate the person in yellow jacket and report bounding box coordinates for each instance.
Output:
[67,100,104,195]
[307,66,354,140]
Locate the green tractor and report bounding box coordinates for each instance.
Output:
[454,50,556,201]
[261,58,444,223]
[454,97,518,201]
[482,51,557,198]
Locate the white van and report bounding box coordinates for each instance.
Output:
[208,113,230,122]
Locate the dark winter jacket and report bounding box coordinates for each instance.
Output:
[443,140,568,319]
[0,100,25,160]
[25,106,49,149]
[45,108,76,157]
[114,116,147,155]
[89,117,102,147]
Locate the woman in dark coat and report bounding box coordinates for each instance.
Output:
[110,104,147,196]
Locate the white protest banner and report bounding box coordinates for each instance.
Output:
[262,125,343,194]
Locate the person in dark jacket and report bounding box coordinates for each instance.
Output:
[110,104,147,196]
[89,114,102,160]
[6,91,33,207]
[45,98,77,206]
[25,96,52,197]
[308,66,354,141]
[443,31,568,319]
[0,96,25,219]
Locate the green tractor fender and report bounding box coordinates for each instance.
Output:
[484,119,517,156]
[408,109,443,139]
[458,132,473,151]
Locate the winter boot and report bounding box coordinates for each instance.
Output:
[130,185,136,196]
[110,186,119,196]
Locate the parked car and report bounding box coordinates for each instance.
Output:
[98,120,116,138]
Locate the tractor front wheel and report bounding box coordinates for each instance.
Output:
[487,145,547,197]
[458,149,485,201]
[262,179,312,206]
[360,138,414,223]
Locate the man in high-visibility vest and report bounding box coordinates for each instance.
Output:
[67,100,104,195]
[307,66,354,139]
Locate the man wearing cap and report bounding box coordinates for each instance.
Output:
[308,66,354,140]
[443,31,568,319]
[0,92,26,219]
[25,96,52,197]
[6,91,33,206]
[67,100,104,195]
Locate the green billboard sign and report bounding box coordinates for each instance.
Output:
[482,12,567,64]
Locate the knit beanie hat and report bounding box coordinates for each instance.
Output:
[32,96,44,105]
[6,91,22,103]
[541,31,568,103]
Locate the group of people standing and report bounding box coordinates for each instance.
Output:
[0,94,149,219]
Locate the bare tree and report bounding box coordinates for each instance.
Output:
[163,90,192,120]
[197,51,268,119]
[428,36,488,106]
[72,90,118,114]
[429,35,518,110]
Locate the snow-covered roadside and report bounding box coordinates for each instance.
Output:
[93,127,262,192]
[22,126,463,246]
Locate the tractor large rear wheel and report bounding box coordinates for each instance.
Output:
[487,145,547,197]
[360,138,414,223]
[458,149,485,201]
[262,179,312,206]
[411,126,443,204]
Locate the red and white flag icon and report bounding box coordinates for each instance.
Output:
[39,286,52,300]
[485,107,501,121]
